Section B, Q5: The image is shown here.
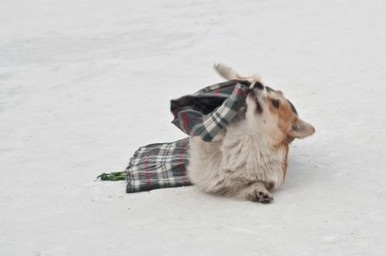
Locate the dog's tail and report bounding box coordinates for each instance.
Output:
[213,63,260,82]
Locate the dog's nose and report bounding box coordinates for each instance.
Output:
[252,81,264,90]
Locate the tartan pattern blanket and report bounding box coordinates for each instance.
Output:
[126,138,190,192]
[126,80,250,193]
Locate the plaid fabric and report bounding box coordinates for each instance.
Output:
[126,138,191,192]
[171,80,249,141]
[126,80,249,193]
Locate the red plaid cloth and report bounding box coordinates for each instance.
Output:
[171,80,249,141]
[126,80,249,192]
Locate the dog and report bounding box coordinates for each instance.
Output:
[187,64,315,203]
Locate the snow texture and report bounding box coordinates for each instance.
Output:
[1,0,386,255]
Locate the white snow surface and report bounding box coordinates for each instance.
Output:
[1,0,386,255]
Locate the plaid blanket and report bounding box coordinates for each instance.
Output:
[126,80,250,193]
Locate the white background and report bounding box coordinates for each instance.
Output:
[1,0,385,255]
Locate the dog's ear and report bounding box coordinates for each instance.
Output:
[288,119,315,139]
[214,63,261,83]
[214,63,239,80]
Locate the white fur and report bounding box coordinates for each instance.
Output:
[188,89,286,203]
[188,119,286,192]
[188,64,315,203]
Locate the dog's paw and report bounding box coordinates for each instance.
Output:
[254,191,273,204]
[239,182,274,203]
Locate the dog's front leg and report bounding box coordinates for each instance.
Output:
[236,181,274,204]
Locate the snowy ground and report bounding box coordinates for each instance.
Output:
[1,0,386,255]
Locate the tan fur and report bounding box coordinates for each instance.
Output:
[214,63,261,83]
[187,64,315,203]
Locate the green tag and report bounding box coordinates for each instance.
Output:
[96,172,126,181]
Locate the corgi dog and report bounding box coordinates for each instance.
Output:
[187,64,315,203]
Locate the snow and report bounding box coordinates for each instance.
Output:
[1,0,386,255]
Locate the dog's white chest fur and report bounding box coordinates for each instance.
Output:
[186,64,315,203]
[187,119,286,198]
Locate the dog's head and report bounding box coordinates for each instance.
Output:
[245,81,315,144]
[214,63,315,144]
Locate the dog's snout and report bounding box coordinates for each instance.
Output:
[252,81,264,90]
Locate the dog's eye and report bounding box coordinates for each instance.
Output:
[272,99,280,109]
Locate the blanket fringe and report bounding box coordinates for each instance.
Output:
[96,171,126,181]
